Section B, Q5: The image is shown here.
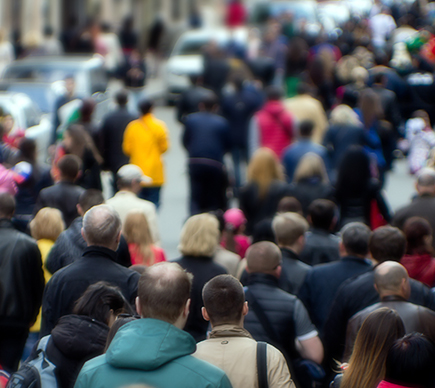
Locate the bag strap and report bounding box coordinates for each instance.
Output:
[245,288,280,345]
[257,341,268,388]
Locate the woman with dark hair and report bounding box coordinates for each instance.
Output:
[21,282,132,388]
[401,217,435,287]
[334,146,391,228]
[331,308,405,388]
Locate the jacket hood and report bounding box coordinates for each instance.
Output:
[50,315,109,360]
[106,318,196,370]
[263,100,286,117]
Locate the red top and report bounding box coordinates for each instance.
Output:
[401,253,435,287]
[256,101,293,158]
[226,2,246,27]
[377,381,411,388]
[128,243,167,266]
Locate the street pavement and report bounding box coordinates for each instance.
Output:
[153,105,418,259]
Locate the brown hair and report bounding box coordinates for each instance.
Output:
[341,308,405,388]
[30,207,65,241]
[202,275,245,325]
[403,217,434,255]
[123,211,155,266]
[359,89,383,128]
[138,262,193,324]
[272,212,309,246]
[293,152,329,184]
[369,226,406,262]
[247,148,284,198]
[64,124,103,165]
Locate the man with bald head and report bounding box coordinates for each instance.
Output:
[243,242,324,386]
[75,262,232,388]
[344,261,435,360]
[393,168,435,249]
[41,205,140,336]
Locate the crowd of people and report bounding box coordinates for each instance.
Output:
[1,1,435,388]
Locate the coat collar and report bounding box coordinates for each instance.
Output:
[83,245,118,262]
[208,324,253,340]
[246,272,280,287]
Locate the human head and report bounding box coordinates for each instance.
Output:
[178,213,220,257]
[340,222,371,257]
[308,199,337,231]
[299,120,314,139]
[265,85,284,101]
[82,205,122,251]
[123,211,154,266]
[385,333,435,388]
[351,66,369,87]
[246,241,282,276]
[272,212,309,252]
[30,208,65,241]
[342,308,405,388]
[73,281,131,327]
[202,275,247,327]
[115,90,129,107]
[369,226,406,263]
[138,99,153,116]
[117,164,152,193]
[359,88,383,128]
[199,92,219,112]
[0,192,15,219]
[247,148,284,198]
[43,26,54,37]
[64,76,75,96]
[57,154,82,182]
[403,217,433,255]
[137,262,193,328]
[293,152,329,184]
[416,168,435,196]
[329,104,362,127]
[80,99,96,122]
[77,189,105,216]
[277,196,303,215]
[223,208,246,232]
[18,138,37,163]
[374,261,411,300]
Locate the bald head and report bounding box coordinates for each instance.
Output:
[138,262,193,325]
[417,168,435,195]
[82,205,122,250]
[246,241,282,274]
[374,262,410,299]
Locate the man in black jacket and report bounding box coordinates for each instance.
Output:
[40,204,140,336]
[323,226,435,371]
[0,193,45,372]
[34,155,85,227]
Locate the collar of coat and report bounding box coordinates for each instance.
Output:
[208,324,253,340]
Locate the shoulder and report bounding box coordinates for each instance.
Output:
[174,355,230,386]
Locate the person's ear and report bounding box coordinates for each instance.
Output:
[275,265,282,279]
[374,284,378,294]
[81,228,86,242]
[77,204,83,217]
[184,298,191,318]
[242,301,249,316]
[202,307,210,321]
[339,241,347,257]
[307,215,312,225]
[135,296,142,317]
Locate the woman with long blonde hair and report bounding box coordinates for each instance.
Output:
[240,147,289,234]
[122,210,166,267]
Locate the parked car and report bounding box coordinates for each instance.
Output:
[164,28,248,103]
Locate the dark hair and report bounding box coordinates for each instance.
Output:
[73,281,132,325]
[44,26,54,36]
[115,90,128,106]
[385,333,435,388]
[341,222,371,256]
[336,146,371,198]
[308,199,337,230]
[209,210,225,233]
[359,89,383,128]
[19,137,37,163]
[80,99,96,122]
[78,189,105,213]
[138,99,153,115]
[201,92,218,111]
[299,121,314,137]
[265,86,284,101]
[138,263,193,324]
[277,196,303,214]
[373,72,385,85]
[296,82,311,95]
[0,192,15,218]
[57,154,82,181]
[105,317,137,351]
[202,275,245,325]
[252,219,275,244]
[369,226,406,262]
[403,217,433,255]
[342,88,359,108]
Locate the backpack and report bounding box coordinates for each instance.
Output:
[7,336,58,388]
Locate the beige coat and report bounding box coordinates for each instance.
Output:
[194,325,295,388]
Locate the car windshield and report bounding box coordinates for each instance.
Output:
[251,2,317,24]
[3,65,80,83]
[3,84,56,113]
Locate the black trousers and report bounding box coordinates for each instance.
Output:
[189,162,227,215]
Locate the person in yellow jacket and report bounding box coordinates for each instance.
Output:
[122,100,169,208]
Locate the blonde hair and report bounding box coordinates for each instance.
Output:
[30,208,65,241]
[272,212,309,246]
[178,214,219,257]
[330,105,362,127]
[123,211,155,266]
[293,152,329,183]
[247,148,284,198]
[351,66,369,87]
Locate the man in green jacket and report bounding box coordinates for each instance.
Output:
[74,262,232,388]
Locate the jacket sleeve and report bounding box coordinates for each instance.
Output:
[248,117,260,159]
[122,123,134,157]
[25,241,45,325]
[157,123,169,154]
[40,276,59,337]
[267,345,296,388]
[375,190,392,223]
[45,237,66,274]
[218,373,233,388]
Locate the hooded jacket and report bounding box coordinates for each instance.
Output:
[74,318,232,388]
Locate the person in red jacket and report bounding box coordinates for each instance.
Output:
[249,86,294,159]
[225,0,246,28]
[401,216,435,287]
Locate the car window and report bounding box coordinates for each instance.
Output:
[173,39,210,56]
